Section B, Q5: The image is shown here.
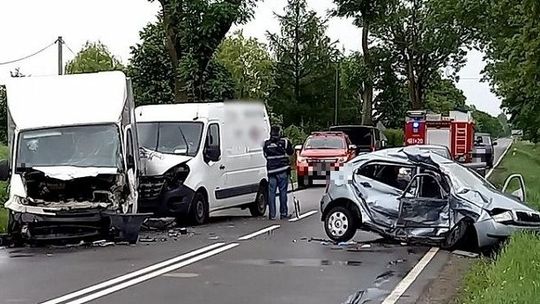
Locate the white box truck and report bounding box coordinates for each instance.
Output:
[0,71,145,244]
[135,102,270,224]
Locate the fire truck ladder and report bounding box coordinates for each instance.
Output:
[454,125,468,156]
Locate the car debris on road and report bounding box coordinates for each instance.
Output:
[321,146,539,250]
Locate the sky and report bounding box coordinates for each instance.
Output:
[0,0,501,116]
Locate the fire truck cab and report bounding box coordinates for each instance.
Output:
[405,110,475,163]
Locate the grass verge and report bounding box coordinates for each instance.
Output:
[458,141,540,303]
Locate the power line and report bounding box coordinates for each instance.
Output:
[63,41,77,57]
[0,39,58,66]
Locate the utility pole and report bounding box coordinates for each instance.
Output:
[334,61,340,125]
[57,36,63,75]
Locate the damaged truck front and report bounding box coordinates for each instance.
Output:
[1,72,145,244]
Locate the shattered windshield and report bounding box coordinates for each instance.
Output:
[137,122,203,157]
[17,125,122,169]
[444,163,497,194]
[304,137,345,150]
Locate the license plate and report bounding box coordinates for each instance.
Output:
[476,148,486,154]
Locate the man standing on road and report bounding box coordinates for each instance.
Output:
[263,126,294,220]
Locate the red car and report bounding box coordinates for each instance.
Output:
[295,132,356,188]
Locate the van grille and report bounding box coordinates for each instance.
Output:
[139,177,165,200]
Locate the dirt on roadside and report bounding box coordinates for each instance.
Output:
[415,254,475,304]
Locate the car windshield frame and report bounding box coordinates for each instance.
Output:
[137,121,204,157]
[419,147,452,159]
[303,136,346,150]
[16,124,123,170]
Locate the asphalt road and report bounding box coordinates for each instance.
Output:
[0,139,513,304]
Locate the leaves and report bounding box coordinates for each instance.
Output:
[65,41,124,74]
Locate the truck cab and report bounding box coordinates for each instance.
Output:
[1,72,142,243]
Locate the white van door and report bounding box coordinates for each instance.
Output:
[202,122,227,211]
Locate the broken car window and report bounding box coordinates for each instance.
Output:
[419,175,444,199]
[17,125,122,169]
[358,164,414,191]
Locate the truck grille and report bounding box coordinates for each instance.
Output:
[516,211,540,224]
[139,177,166,200]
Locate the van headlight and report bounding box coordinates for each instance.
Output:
[492,211,514,223]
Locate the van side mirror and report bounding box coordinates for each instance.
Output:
[348,144,357,151]
[204,146,221,162]
[493,141,498,146]
[294,145,302,151]
[0,160,9,181]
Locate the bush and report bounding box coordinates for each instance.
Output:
[384,128,404,147]
[284,124,308,147]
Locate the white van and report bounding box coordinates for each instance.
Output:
[0,72,143,243]
[135,102,270,224]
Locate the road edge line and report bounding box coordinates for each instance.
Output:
[238,224,280,240]
[65,243,240,304]
[486,138,513,179]
[381,247,439,304]
[40,242,226,304]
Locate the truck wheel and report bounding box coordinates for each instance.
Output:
[324,206,357,243]
[190,192,209,225]
[249,184,267,217]
[7,212,24,247]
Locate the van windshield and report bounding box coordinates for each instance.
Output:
[17,125,122,169]
[137,122,203,157]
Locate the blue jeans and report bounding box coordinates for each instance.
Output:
[268,172,288,219]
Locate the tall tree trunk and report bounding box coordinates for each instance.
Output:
[361,21,373,126]
[293,0,301,104]
[161,2,188,103]
[406,53,421,110]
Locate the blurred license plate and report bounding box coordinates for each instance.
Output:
[476,148,486,153]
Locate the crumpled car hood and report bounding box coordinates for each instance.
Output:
[32,166,119,181]
[139,147,192,176]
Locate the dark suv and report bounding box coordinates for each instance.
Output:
[474,133,497,167]
[329,125,387,154]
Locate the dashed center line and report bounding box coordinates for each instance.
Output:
[289,210,318,222]
[238,224,280,240]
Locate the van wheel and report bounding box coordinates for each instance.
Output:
[324,206,357,243]
[249,185,267,217]
[190,192,208,225]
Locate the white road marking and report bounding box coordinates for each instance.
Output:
[41,243,226,304]
[289,210,318,222]
[381,247,439,304]
[486,139,513,179]
[238,225,280,240]
[381,139,513,304]
[65,243,239,304]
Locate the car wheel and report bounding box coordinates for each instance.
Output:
[324,206,357,243]
[249,184,267,217]
[442,220,470,249]
[298,176,306,189]
[190,192,209,225]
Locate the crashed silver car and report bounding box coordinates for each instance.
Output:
[320,147,538,249]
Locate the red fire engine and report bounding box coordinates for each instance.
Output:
[405,110,475,163]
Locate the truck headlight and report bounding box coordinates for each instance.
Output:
[492,211,514,223]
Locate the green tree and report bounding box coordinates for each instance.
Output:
[0,86,6,145]
[473,109,504,138]
[152,0,259,102]
[451,0,540,141]
[216,30,275,99]
[267,0,339,130]
[340,48,409,129]
[65,41,123,74]
[374,0,473,110]
[333,0,395,125]
[128,18,235,106]
[425,75,467,114]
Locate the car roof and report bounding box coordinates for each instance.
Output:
[354,147,454,166]
[476,133,491,137]
[309,131,347,137]
[330,125,378,130]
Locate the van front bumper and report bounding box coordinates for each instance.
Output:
[139,178,195,216]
